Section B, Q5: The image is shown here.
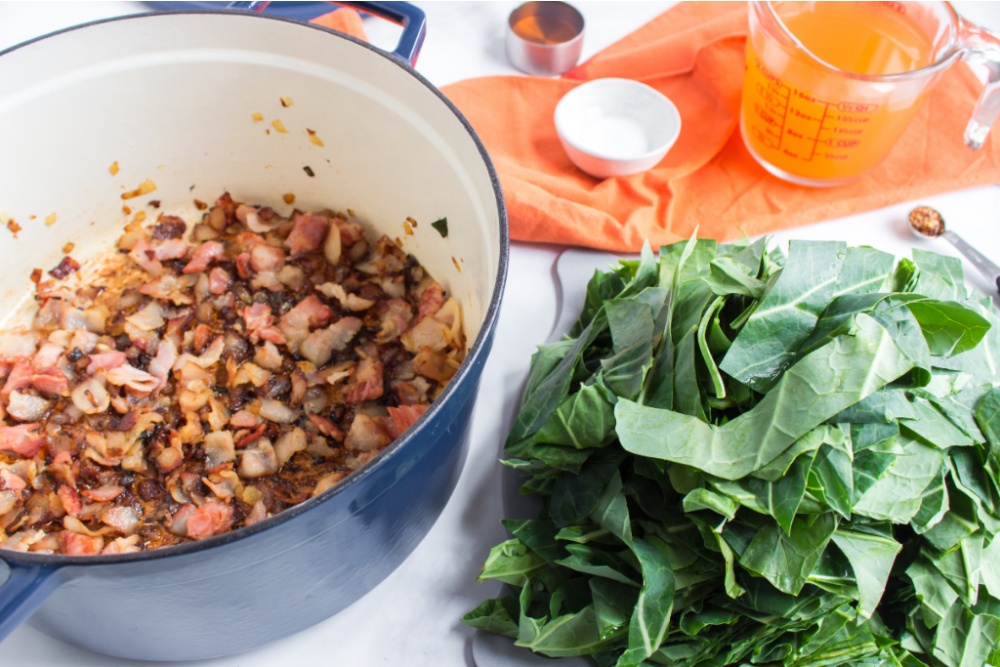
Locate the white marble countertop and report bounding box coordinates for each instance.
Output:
[1,2,999,666]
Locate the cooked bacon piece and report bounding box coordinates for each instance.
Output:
[208,267,232,295]
[7,391,51,422]
[413,349,458,383]
[61,531,104,556]
[241,303,274,341]
[250,243,286,273]
[101,535,141,555]
[182,240,225,274]
[279,295,334,351]
[0,331,38,360]
[147,337,177,392]
[289,369,307,405]
[151,216,187,240]
[395,379,430,406]
[235,252,252,279]
[81,485,125,502]
[386,404,429,438]
[376,298,413,343]
[235,423,267,449]
[237,204,282,234]
[106,364,159,396]
[315,282,375,312]
[244,499,269,526]
[253,341,283,371]
[193,324,215,354]
[286,213,329,256]
[2,360,33,397]
[203,431,236,468]
[87,351,127,374]
[345,355,384,404]
[402,315,451,352]
[32,342,65,370]
[101,506,140,535]
[57,485,82,517]
[345,413,392,452]
[230,410,260,429]
[139,274,196,305]
[274,427,307,466]
[49,256,81,280]
[299,317,362,367]
[126,301,165,332]
[70,329,99,355]
[258,399,298,424]
[151,239,190,261]
[418,282,445,319]
[284,294,334,329]
[0,468,27,492]
[238,440,279,478]
[128,239,163,276]
[308,414,344,441]
[31,367,70,397]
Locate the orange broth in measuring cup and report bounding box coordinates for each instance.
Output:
[741,2,943,185]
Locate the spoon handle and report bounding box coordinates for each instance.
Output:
[943,231,1000,295]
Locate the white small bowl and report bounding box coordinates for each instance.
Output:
[554,78,681,179]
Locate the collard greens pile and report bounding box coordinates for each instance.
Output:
[464,238,1000,667]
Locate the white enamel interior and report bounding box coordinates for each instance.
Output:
[0,12,503,345]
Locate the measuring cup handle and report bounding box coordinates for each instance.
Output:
[958,18,1000,150]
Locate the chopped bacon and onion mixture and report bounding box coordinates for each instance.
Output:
[0,193,464,555]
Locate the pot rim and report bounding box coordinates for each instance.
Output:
[0,9,509,567]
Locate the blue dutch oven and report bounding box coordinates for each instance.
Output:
[0,2,507,660]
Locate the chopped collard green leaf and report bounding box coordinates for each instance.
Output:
[431,217,449,238]
[465,236,1000,667]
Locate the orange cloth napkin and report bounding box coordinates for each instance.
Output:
[439,2,1000,253]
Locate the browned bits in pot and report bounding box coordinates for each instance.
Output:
[48,255,81,279]
[151,216,187,241]
[306,129,324,147]
[45,213,57,227]
[251,112,264,123]
[283,193,296,205]
[272,119,288,134]
[109,161,120,176]
[909,205,945,237]
[303,166,315,178]
[62,242,76,254]
[279,96,294,107]
[6,218,21,238]
[0,192,464,556]
[122,179,157,200]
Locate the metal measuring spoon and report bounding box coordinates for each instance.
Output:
[908,206,1000,295]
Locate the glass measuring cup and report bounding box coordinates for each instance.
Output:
[740,1,1000,187]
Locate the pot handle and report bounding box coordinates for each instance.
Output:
[228,1,427,66]
[0,561,62,642]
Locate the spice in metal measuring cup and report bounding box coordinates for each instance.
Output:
[505,2,584,76]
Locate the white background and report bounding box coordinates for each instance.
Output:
[1,2,999,666]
